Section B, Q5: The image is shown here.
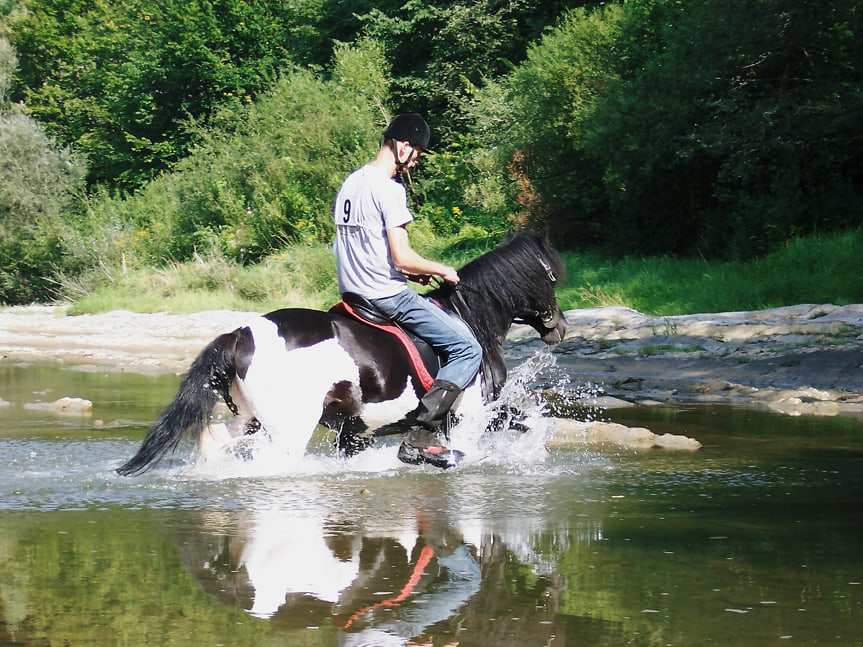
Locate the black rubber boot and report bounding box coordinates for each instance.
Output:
[397,426,464,468]
[415,380,461,428]
[397,380,465,469]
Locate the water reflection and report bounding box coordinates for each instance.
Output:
[3,360,863,646]
[171,503,575,645]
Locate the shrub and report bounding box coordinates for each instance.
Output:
[86,39,390,267]
[0,109,87,303]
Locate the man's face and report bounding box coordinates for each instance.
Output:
[398,141,422,169]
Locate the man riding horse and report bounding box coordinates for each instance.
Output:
[115,120,567,477]
[333,113,482,468]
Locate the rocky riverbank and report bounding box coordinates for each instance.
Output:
[3,303,863,418]
[507,303,863,418]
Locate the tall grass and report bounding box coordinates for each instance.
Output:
[63,228,862,316]
[65,245,339,315]
[558,229,863,315]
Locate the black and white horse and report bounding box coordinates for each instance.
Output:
[116,231,567,475]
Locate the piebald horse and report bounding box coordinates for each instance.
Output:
[116,231,567,475]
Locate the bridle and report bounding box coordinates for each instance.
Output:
[538,256,557,284]
[487,254,561,329]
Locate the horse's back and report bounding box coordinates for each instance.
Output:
[257,307,411,361]
[259,307,339,349]
[238,306,419,425]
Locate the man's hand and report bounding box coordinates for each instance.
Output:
[404,272,433,285]
[436,265,460,285]
[388,226,460,285]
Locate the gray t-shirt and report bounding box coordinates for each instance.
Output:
[333,164,413,299]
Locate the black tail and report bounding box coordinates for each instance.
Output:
[116,332,238,476]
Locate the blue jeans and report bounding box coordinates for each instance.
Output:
[371,289,482,391]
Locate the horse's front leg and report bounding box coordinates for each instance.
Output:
[319,379,377,457]
[331,415,376,457]
[484,403,532,434]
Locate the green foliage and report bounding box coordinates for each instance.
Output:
[557,228,863,315]
[7,0,299,189]
[471,2,631,235]
[65,228,863,317]
[6,0,589,194]
[0,108,87,304]
[473,0,863,258]
[3,0,863,304]
[65,244,339,315]
[0,35,15,103]
[358,0,593,145]
[588,0,863,258]
[86,40,389,267]
[412,149,513,236]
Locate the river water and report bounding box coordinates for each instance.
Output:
[1,356,862,646]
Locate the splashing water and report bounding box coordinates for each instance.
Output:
[181,348,607,480]
[449,348,601,468]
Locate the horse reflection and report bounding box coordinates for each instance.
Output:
[171,509,569,646]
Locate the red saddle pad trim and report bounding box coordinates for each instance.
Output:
[329,301,435,392]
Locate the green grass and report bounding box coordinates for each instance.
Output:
[61,228,863,316]
[64,245,340,315]
[556,229,863,315]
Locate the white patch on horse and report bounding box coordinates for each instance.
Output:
[360,376,417,430]
[237,317,359,465]
[239,512,360,617]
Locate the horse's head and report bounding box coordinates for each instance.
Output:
[437,231,568,400]
[446,231,568,345]
[515,302,568,345]
[515,251,566,346]
[504,231,568,345]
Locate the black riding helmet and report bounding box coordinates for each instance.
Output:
[383,113,431,151]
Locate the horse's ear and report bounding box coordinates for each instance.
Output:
[504,228,516,243]
[542,226,551,244]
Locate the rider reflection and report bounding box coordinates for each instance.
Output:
[334,534,479,646]
[171,504,566,646]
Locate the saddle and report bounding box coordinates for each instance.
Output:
[329,292,441,392]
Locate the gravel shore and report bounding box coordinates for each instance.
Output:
[3,303,862,417]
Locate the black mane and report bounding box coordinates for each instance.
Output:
[429,231,564,399]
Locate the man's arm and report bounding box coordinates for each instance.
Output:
[387,226,460,285]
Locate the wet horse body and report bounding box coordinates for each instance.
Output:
[225,308,438,456]
[117,232,567,475]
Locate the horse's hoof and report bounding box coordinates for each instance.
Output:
[397,442,464,469]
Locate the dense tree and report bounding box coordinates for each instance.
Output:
[1,36,87,303]
[7,0,297,189]
[590,0,863,258]
[358,0,595,145]
[1,0,862,305]
[0,110,87,303]
[85,40,389,267]
[6,0,586,190]
[474,0,863,258]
